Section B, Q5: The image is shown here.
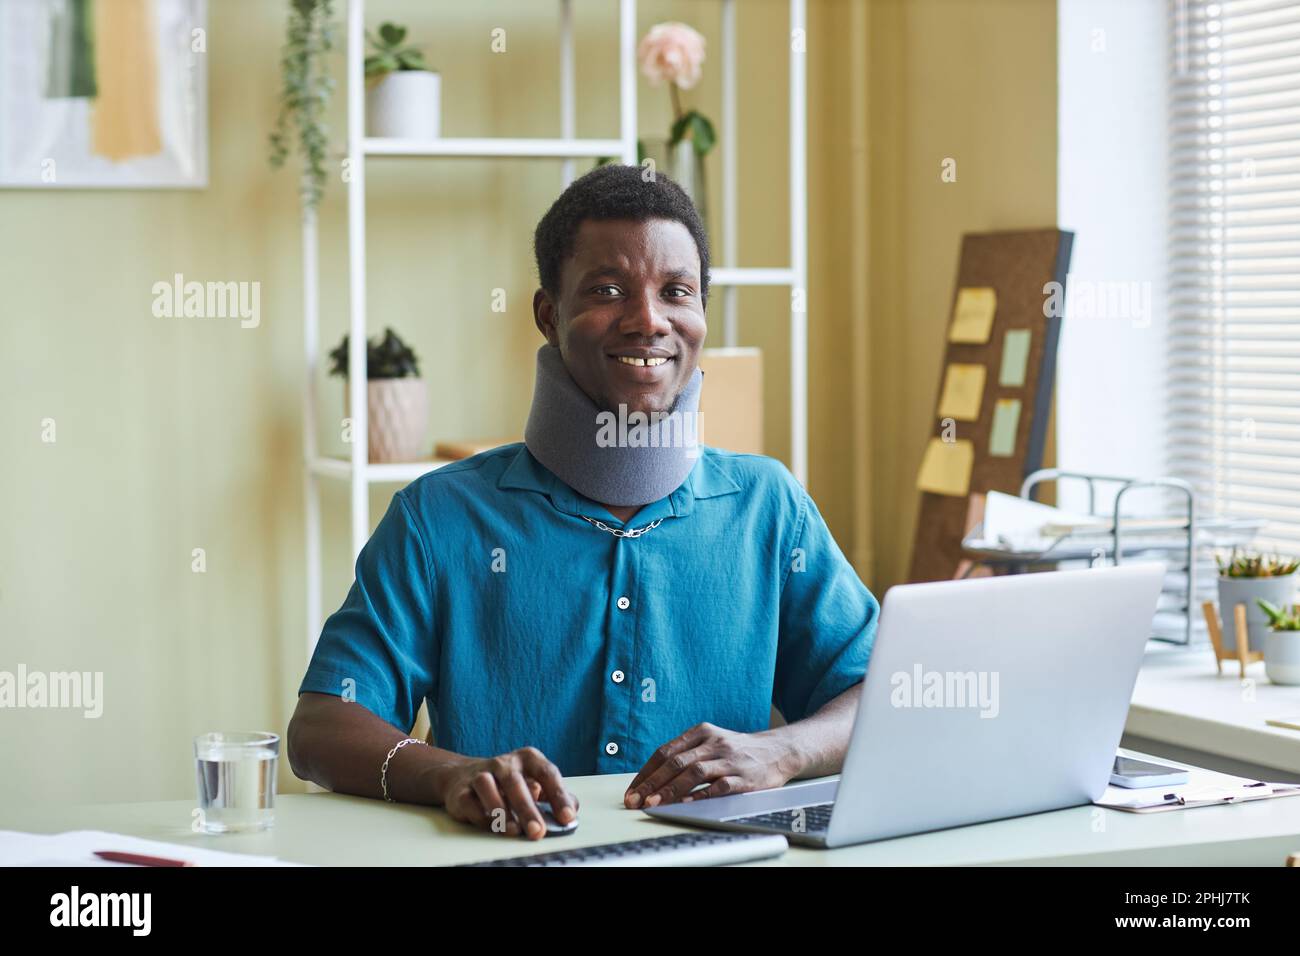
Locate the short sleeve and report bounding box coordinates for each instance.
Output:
[773,490,879,723]
[297,491,436,733]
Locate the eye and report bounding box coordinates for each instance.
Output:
[663,286,693,298]
[591,284,623,297]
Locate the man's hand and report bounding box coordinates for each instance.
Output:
[623,722,805,809]
[437,746,578,840]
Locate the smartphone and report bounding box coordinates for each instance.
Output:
[1110,755,1190,789]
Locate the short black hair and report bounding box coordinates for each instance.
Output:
[533,163,710,303]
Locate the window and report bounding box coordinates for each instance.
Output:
[1168,0,1300,553]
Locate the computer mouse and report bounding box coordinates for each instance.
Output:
[535,800,579,837]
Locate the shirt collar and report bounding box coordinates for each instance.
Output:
[497,444,741,524]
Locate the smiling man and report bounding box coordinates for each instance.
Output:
[288,164,879,840]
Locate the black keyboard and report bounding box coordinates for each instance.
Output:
[726,801,834,834]
[459,830,789,867]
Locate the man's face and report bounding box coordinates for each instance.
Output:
[533,218,706,416]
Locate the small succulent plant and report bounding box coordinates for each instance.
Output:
[328,328,420,379]
[1257,599,1300,632]
[364,22,431,79]
[1216,549,1300,579]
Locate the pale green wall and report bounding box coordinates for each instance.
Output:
[0,0,1058,808]
[0,0,803,806]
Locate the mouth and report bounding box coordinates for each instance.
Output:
[613,355,671,368]
[606,350,676,382]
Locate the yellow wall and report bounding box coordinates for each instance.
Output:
[0,0,1057,806]
[861,0,1059,589]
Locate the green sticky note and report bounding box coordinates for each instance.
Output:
[998,329,1032,387]
[989,399,1021,457]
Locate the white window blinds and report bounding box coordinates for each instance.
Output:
[1168,0,1300,553]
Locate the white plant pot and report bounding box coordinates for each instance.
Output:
[1217,573,1299,653]
[353,379,428,464]
[1264,631,1300,685]
[366,71,441,140]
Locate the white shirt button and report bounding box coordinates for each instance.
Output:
[612,669,625,684]
[605,741,619,756]
[616,596,630,610]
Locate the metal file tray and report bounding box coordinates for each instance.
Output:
[961,470,1262,645]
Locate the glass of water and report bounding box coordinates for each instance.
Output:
[194,731,279,833]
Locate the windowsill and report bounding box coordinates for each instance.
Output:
[1129,645,1300,774]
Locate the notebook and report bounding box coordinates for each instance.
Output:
[0,830,300,866]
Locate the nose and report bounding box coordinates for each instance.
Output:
[619,287,673,338]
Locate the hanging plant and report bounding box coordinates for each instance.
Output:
[269,0,337,210]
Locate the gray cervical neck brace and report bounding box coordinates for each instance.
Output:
[524,345,703,509]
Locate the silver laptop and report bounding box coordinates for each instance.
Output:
[645,564,1164,847]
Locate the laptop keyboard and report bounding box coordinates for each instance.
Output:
[726,801,834,834]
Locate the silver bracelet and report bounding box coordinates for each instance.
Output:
[381,737,426,802]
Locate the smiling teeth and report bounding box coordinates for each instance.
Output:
[617,356,668,367]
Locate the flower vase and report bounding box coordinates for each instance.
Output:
[641,136,708,237]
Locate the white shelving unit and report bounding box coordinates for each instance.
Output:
[302,0,808,652]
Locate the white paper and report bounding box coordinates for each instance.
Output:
[965,491,1094,553]
[0,830,300,867]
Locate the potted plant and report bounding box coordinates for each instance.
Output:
[329,328,428,463]
[365,21,439,140]
[636,21,714,226]
[1256,600,1300,685]
[1216,550,1300,653]
[269,0,337,209]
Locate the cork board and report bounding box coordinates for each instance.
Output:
[908,229,1073,583]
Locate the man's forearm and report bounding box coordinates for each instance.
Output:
[287,692,469,804]
[760,682,863,780]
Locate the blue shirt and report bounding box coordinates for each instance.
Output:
[299,443,879,776]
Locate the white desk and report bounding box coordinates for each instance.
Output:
[1128,647,1300,775]
[7,771,1300,867]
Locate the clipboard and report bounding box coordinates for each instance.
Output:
[1095,753,1300,813]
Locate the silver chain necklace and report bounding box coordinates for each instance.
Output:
[580,515,665,539]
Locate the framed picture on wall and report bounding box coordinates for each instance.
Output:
[0,0,208,188]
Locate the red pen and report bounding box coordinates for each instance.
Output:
[94,850,197,867]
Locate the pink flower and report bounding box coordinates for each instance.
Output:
[637,22,706,90]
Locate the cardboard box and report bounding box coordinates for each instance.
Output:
[698,347,763,455]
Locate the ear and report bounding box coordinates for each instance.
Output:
[532,288,560,347]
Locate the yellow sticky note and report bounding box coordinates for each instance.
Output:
[948,287,997,344]
[916,437,974,497]
[937,363,986,421]
[989,398,1021,457]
